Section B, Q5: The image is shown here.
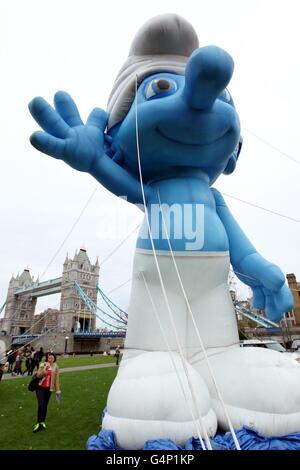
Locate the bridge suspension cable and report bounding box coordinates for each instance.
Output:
[234,303,279,329]
[78,287,127,325]
[74,282,127,330]
[97,286,128,321]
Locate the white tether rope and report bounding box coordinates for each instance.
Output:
[134,75,212,449]
[157,189,240,450]
[140,271,210,450]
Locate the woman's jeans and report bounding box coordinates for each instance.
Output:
[36,387,51,422]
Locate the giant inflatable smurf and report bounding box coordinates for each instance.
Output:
[29,14,300,449]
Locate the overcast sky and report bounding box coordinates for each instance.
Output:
[1,0,299,326]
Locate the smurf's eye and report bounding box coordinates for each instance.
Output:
[220,88,231,102]
[157,79,171,90]
[145,78,177,99]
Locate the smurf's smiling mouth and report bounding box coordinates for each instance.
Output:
[156,126,229,147]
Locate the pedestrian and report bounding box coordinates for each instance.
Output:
[33,347,44,371]
[14,352,23,375]
[24,349,32,375]
[114,346,121,366]
[0,354,8,382]
[28,347,35,376]
[33,352,61,433]
[7,350,15,374]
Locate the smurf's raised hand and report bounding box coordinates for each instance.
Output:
[29,91,108,173]
[236,253,294,322]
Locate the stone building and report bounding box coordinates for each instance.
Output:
[59,247,99,333]
[31,308,59,334]
[1,247,99,338]
[286,273,300,325]
[0,247,127,353]
[2,268,37,335]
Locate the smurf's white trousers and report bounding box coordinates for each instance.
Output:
[102,249,300,449]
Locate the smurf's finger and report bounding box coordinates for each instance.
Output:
[87,108,108,130]
[274,284,294,313]
[54,91,83,127]
[29,97,70,138]
[263,289,284,323]
[252,287,265,310]
[30,131,65,159]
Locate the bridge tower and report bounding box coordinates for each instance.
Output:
[2,269,37,335]
[59,247,100,333]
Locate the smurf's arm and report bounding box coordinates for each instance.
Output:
[211,188,257,269]
[211,188,293,321]
[90,155,148,205]
[29,91,149,205]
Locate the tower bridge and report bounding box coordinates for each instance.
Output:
[3,246,294,354]
[14,277,63,297]
[0,247,125,353]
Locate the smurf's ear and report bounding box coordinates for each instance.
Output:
[223,155,236,175]
[223,136,243,175]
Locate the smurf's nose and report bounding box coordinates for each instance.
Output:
[183,46,234,110]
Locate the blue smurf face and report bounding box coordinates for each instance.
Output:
[110,47,241,184]
[144,77,178,100]
[144,75,233,107]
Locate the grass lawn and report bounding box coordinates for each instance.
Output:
[0,366,117,450]
[57,355,116,369]
[4,354,117,374]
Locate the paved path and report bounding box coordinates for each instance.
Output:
[2,362,117,381]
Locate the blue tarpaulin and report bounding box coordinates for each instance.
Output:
[86,426,300,451]
[212,427,300,450]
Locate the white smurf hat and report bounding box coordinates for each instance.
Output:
[107,13,199,129]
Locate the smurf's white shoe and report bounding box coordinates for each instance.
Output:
[102,351,217,449]
[194,346,300,437]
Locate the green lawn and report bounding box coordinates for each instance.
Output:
[5,354,117,374]
[0,367,117,450]
[57,355,116,369]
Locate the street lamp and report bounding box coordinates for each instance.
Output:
[64,336,69,355]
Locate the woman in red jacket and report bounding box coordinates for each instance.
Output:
[33,352,61,433]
